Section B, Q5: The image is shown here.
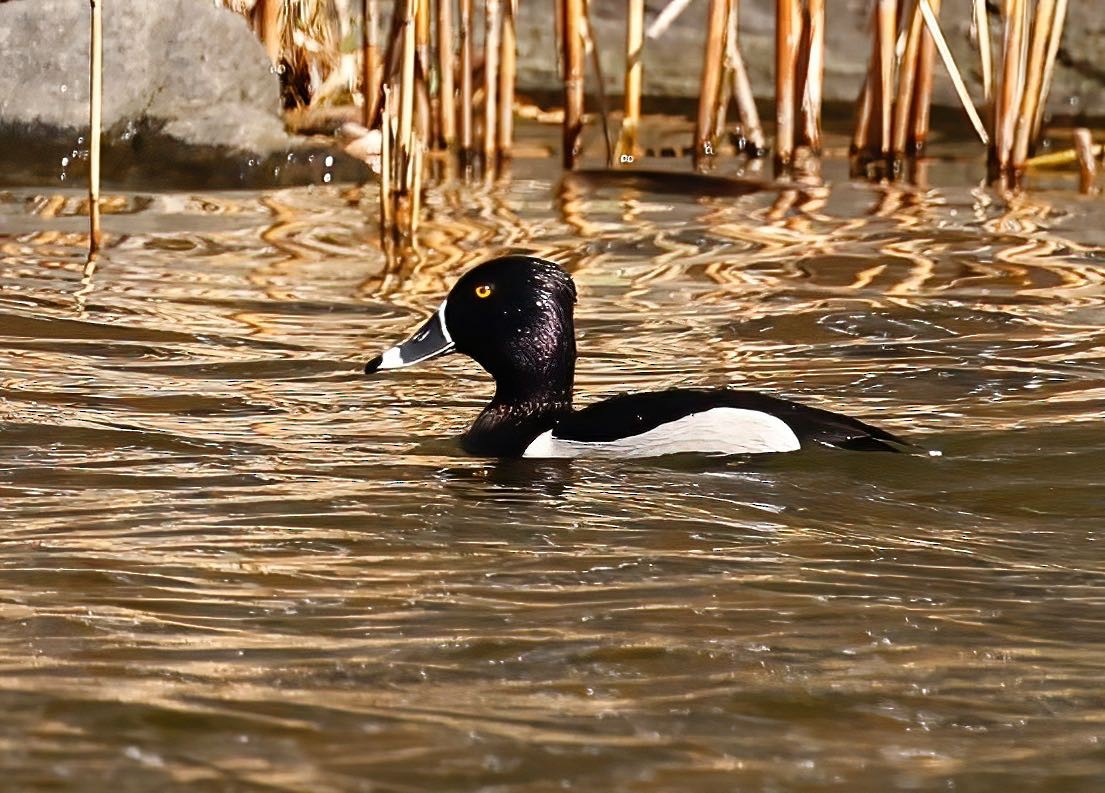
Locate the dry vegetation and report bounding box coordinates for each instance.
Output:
[81,1,1096,249]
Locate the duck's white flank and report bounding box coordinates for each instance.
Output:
[523,407,802,459]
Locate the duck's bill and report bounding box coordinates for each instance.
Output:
[364,303,455,374]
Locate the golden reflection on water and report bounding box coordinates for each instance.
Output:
[2,147,1105,790]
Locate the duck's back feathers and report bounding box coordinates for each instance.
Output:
[523,388,907,458]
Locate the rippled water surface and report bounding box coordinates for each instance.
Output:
[3,149,1105,791]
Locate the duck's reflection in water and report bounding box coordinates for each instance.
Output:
[432,454,578,499]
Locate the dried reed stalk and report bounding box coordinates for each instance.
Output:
[1032,0,1067,139]
[88,0,103,253]
[801,0,824,151]
[411,138,424,232]
[562,0,585,168]
[415,60,432,142]
[892,0,924,157]
[414,0,432,142]
[581,4,613,167]
[876,0,896,155]
[498,1,517,157]
[696,0,728,166]
[726,1,765,153]
[363,0,381,126]
[380,87,394,232]
[436,0,455,146]
[257,0,282,63]
[714,59,733,144]
[1012,0,1058,169]
[416,0,430,70]
[775,0,800,169]
[484,0,503,164]
[713,0,736,148]
[397,0,417,163]
[459,0,474,158]
[972,0,993,106]
[910,0,940,152]
[1073,127,1096,194]
[616,0,645,161]
[852,49,876,155]
[994,0,1027,173]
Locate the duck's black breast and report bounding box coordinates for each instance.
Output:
[547,388,907,453]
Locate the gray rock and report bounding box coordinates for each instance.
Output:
[0,0,364,188]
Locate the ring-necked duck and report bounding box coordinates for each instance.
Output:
[364,255,910,458]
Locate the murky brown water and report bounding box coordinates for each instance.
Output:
[3,145,1105,791]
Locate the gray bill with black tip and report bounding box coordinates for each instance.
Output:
[364,302,454,374]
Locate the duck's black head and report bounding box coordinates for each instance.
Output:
[365,255,578,408]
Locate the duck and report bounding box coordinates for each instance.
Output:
[364,255,910,458]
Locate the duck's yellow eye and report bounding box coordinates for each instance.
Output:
[475,284,493,299]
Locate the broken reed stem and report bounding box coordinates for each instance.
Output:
[695,0,728,167]
[647,0,694,40]
[775,0,800,171]
[1072,128,1097,193]
[498,1,516,158]
[892,0,924,157]
[88,0,102,253]
[435,0,454,147]
[459,0,474,159]
[918,0,987,145]
[910,0,939,153]
[994,0,1027,174]
[484,0,502,164]
[562,0,585,169]
[1026,143,1101,168]
[617,0,645,161]
[876,0,896,156]
[728,7,766,153]
[363,0,381,126]
[1032,0,1067,140]
[801,0,824,152]
[1012,0,1058,169]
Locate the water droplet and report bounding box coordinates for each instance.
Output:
[61,157,69,167]
[323,173,332,183]
[324,155,334,167]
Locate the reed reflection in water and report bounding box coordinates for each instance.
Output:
[2,153,1105,791]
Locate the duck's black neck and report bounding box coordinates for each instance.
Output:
[461,364,575,457]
